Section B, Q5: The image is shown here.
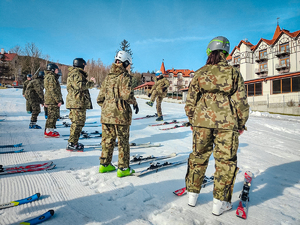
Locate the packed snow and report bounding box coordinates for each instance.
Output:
[0,87,299,225]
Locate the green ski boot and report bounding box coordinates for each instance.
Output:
[146,101,154,107]
[99,164,116,173]
[117,167,135,177]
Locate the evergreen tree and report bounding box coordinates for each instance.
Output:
[117,39,134,71]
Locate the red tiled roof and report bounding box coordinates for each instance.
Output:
[165,69,194,77]
[228,25,300,56]
[134,81,154,90]
[2,53,17,61]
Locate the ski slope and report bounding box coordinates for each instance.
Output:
[0,87,299,225]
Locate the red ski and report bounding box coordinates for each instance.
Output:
[173,176,214,196]
[149,120,187,127]
[236,171,254,219]
[0,162,55,175]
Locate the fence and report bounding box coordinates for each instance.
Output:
[249,93,300,115]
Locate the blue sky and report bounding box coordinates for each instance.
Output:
[1,0,300,73]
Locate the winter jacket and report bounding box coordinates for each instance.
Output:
[24,78,44,104]
[149,75,170,97]
[185,52,249,131]
[97,63,137,125]
[44,71,63,105]
[66,67,94,109]
[22,79,30,95]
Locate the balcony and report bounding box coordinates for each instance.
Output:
[275,49,290,57]
[255,54,268,63]
[275,63,290,70]
[255,68,268,75]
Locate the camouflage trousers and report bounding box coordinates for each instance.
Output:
[30,102,41,122]
[67,108,86,144]
[45,105,60,129]
[100,124,130,169]
[26,100,32,112]
[150,91,164,117]
[185,127,239,202]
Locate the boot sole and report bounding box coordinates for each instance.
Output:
[44,135,60,138]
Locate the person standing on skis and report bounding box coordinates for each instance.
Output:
[184,36,249,215]
[44,63,63,138]
[97,50,139,177]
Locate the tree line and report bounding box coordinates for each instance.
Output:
[6,40,142,88]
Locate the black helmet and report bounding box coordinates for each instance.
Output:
[27,74,32,78]
[37,71,44,79]
[73,58,86,69]
[46,63,59,72]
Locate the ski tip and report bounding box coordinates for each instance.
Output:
[49,209,55,216]
[36,193,41,198]
[170,153,177,157]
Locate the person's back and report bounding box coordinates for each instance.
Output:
[98,63,135,125]
[186,52,249,130]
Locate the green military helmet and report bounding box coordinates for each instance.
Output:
[206,36,230,56]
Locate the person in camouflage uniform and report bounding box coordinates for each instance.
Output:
[184,36,249,215]
[97,51,139,177]
[66,58,95,151]
[146,70,170,121]
[24,72,44,129]
[23,74,32,114]
[44,63,64,138]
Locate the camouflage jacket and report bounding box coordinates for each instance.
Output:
[44,71,63,105]
[97,63,137,125]
[66,67,94,109]
[149,75,170,97]
[22,79,31,95]
[24,78,44,104]
[185,53,249,130]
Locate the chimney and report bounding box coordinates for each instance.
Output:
[7,51,10,54]
[1,48,4,54]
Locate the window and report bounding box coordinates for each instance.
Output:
[185,80,188,84]
[292,77,300,92]
[169,87,172,91]
[280,57,290,66]
[246,82,262,96]
[234,56,240,64]
[259,50,267,59]
[247,84,254,96]
[169,81,172,84]
[280,43,289,53]
[272,76,300,94]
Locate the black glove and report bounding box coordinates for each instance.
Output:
[162,87,167,92]
[61,99,64,105]
[183,122,191,127]
[148,93,151,98]
[133,104,139,114]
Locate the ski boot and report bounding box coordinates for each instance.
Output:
[146,101,154,107]
[44,128,60,138]
[66,142,84,151]
[212,198,232,216]
[156,116,163,121]
[29,122,42,129]
[99,164,116,173]
[188,192,199,207]
[117,167,135,177]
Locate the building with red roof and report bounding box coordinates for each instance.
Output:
[226,25,300,114]
[0,48,19,85]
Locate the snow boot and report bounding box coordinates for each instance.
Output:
[156,116,163,121]
[29,122,42,129]
[99,164,116,173]
[188,192,199,207]
[44,128,60,138]
[117,167,135,177]
[212,198,232,216]
[66,142,84,151]
[146,101,154,107]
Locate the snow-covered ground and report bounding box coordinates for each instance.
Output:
[0,87,299,225]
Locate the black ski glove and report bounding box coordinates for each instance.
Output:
[133,104,139,114]
[148,93,151,98]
